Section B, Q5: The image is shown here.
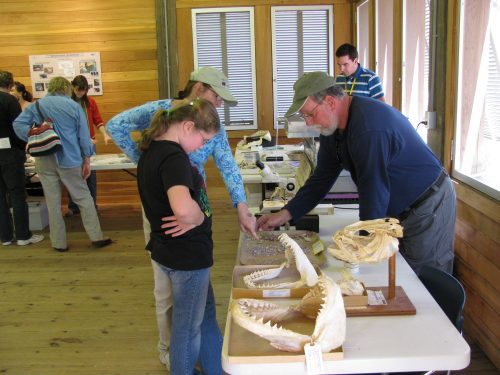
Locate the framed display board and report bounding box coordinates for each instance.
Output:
[28,52,102,98]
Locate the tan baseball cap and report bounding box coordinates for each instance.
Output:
[190,67,238,107]
[285,71,336,116]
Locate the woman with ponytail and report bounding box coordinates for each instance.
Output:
[11,81,33,111]
[107,67,256,370]
[137,99,221,375]
[64,75,110,217]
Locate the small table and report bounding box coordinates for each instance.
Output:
[25,153,137,176]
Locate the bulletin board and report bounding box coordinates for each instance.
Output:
[28,52,103,98]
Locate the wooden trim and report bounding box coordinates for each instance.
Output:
[166,0,179,97]
[334,1,354,72]
[392,0,402,110]
[369,0,376,71]
[175,0,350,9]
[155,0,169,98]
[444,0,458,170]
[254,5,274,132]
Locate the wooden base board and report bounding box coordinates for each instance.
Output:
[227,301,343,364]
[346,286,416,317]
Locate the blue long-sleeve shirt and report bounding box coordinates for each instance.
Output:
[285,96,443,221]
[106,99,247,207]
[13,94,94,168]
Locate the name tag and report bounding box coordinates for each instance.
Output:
[0,137,12,149]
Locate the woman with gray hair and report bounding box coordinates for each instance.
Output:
[14,76,112,252]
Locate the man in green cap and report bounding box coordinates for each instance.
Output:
[256,71,456,274]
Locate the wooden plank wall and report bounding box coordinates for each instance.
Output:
[0,0,159,126]
[0,0,160,200]
[454,185,500,369]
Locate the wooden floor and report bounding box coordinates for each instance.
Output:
[0,180,497,374]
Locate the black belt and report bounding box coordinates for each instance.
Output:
[400,170,448,218]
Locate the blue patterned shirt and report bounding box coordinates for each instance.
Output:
[335,64,384,99]
[106,99,246,207]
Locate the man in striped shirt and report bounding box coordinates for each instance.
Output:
[335,43,385,102]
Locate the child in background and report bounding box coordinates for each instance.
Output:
[66,75,111,216]
[137,99,222,375]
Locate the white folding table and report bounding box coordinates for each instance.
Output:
[222,212,471,374]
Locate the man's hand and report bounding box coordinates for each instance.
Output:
[256,209,292,231]
[161,215,196,237]
[82,157,91,180]
[237,203,258,239]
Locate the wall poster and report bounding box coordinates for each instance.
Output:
[28,52,102,98]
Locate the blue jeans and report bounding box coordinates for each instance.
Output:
[156,263,222,375]
[0,148,31,242]
[68,170,97,213]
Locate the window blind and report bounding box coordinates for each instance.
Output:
[272,6,333,127]
[193,8,257,129]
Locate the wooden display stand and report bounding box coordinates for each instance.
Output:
[347,254,416,317]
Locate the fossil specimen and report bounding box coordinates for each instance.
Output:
[231,273,346,353]
[243,233,319,289]
[328,218,403,264]
[239,230,323,266]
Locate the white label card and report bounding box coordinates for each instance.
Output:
[0,137,11,149]
[304,342,324,375]
[367,289,388,305]
[262,289,291,298]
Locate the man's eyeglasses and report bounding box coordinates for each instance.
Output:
[298,100,322,121]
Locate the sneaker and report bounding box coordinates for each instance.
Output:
[53,247,69,252]
[17,234,44,246]
[91,238,112,248]
[159,350,170,370]
[2,240,13,246]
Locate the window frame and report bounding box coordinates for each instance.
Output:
[452,0,500,200]
[271,4,334,129]
[191,6,258,131]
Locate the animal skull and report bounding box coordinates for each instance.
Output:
[328,218,403,264]
[231,273,346,353]
[337,270,365,296]
[243,233,319,289]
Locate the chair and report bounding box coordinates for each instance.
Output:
[380,267,466,375]
[417,265,467,375]
[418,265,466,333]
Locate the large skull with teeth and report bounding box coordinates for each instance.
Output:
[328,218,403,264]
[231,273,346,353]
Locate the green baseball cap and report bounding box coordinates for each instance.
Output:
[285,71,336,116]
[190,67,238,107]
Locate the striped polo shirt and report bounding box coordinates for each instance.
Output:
[335,64,384,99]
